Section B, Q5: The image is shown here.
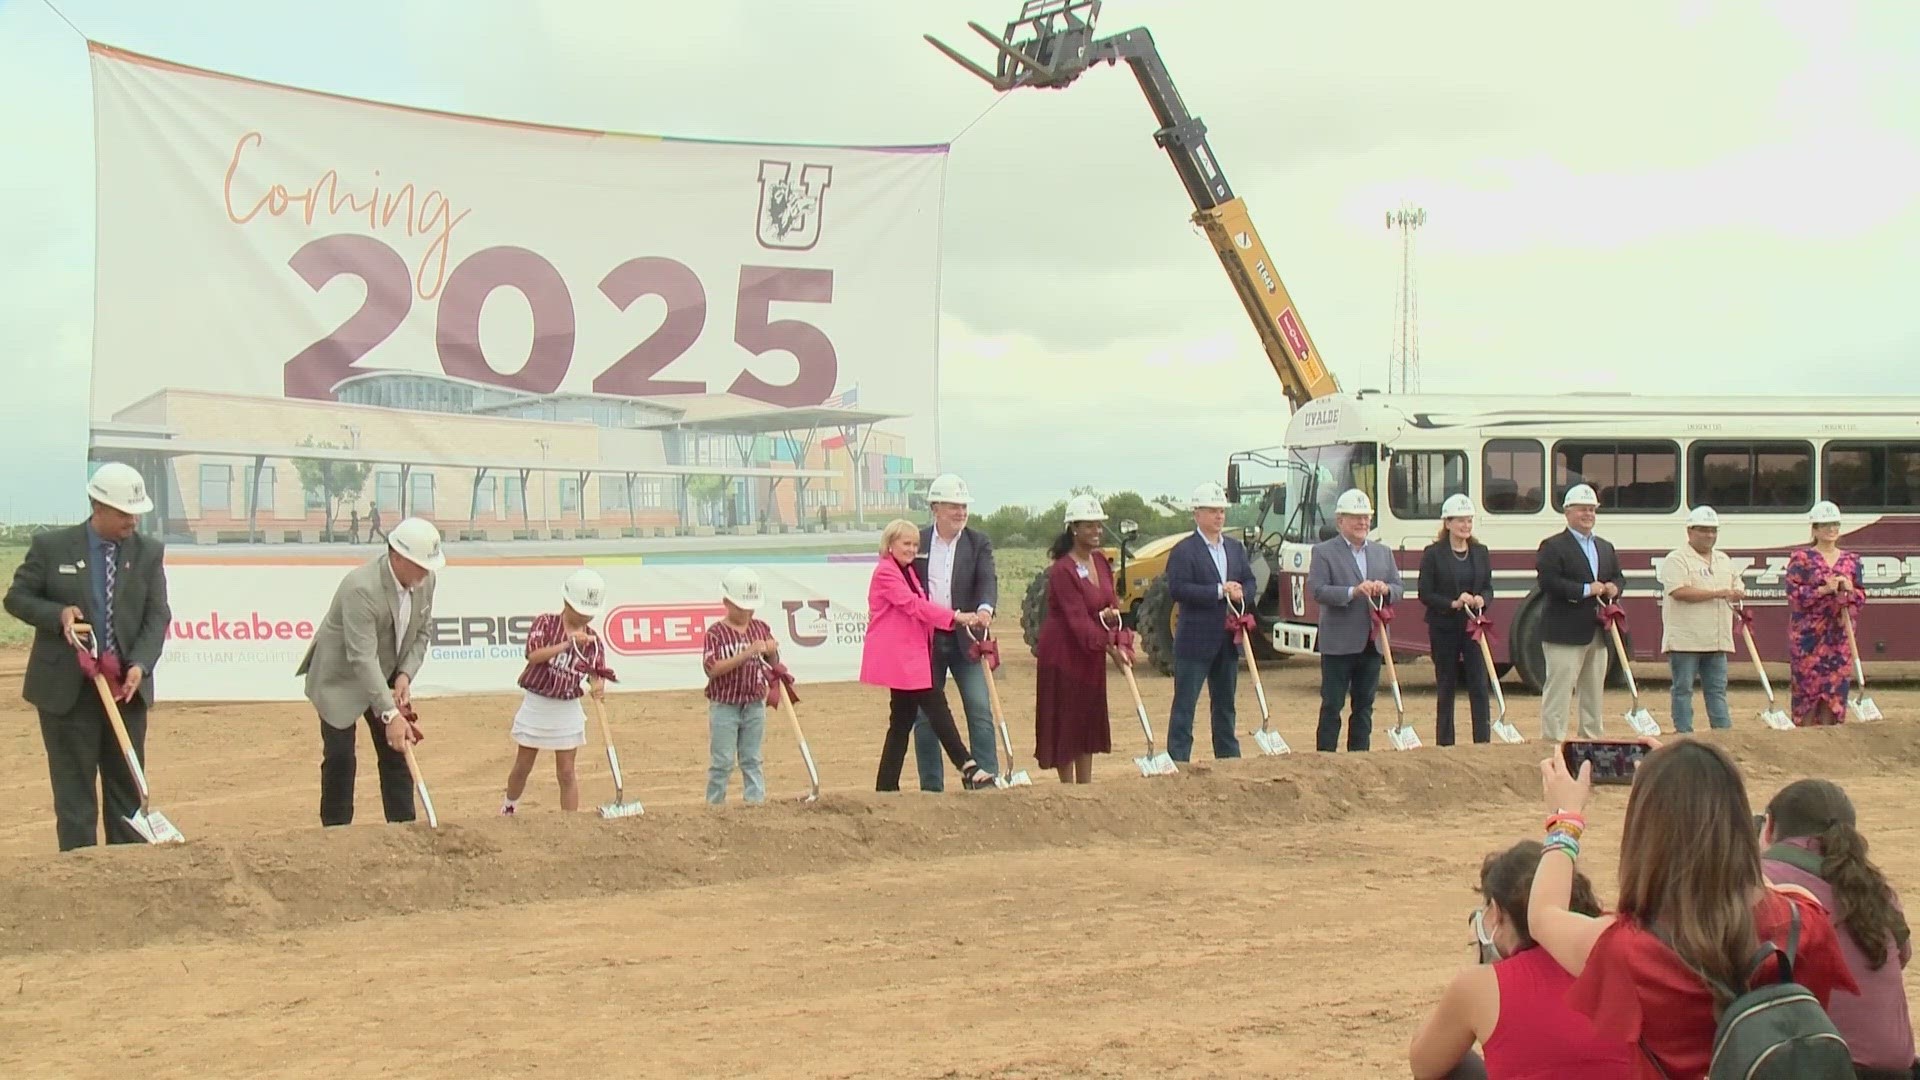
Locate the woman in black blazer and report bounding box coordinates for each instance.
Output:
[1417,494,1494,744]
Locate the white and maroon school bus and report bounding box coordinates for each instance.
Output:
[1250,392,1920,690]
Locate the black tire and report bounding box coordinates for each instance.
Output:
[1133,576,1178,677]
[1020,568,1049,657]
[1510,596,1548,693]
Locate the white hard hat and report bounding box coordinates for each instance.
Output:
[85,462,154,515]
[720,566,762,611]
[1440,493,1476,519]
[561,568,607,616]
[386,517,445,572]
[1334,488,1373,516]
[1064,494,1107,524]
[1563,483,1600,507]
[1808,500,1842,525]
[926,473,973,506]
[1686,505,1720,528]
[1189,481,1231,509]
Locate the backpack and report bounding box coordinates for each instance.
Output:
[1641,905,1856,1079]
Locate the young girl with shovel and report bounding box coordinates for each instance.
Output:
[500,568,615,815]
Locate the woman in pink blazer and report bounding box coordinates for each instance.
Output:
[862,519,997,792]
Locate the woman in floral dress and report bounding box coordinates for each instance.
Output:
[1785,501,1865,726]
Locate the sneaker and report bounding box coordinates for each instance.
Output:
[499,801,516,817]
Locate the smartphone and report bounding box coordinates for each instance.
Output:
[1562,739,1652,786]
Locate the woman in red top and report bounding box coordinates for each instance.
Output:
[1033,495,1128,784]
[1529,740,1859,1079]
[1409,839,1635,1079]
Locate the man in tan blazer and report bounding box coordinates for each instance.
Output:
[296,517,444,826]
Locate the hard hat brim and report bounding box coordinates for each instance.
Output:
[722,591,760,611]
[391,544,445,572]
[563,596,604,617]
[87,486,154,516]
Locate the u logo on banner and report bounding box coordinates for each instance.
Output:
[756,161,834,251]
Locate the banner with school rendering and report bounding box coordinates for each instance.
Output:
[86,43,945,544]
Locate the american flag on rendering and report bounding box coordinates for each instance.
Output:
[820,384,859,409]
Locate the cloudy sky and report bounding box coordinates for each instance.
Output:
[1,0,1915,519]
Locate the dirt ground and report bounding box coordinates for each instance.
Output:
[4,646,1920,1079]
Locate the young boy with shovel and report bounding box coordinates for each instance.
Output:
[500,568,615,815]
[702,567,778,806]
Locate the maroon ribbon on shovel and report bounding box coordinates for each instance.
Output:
[68,629,137,701]
[1732,605,1755,630]
[1369,603,1395,632]
[1596,602,1627,632]
[968,634,1001,672]
[1465,608,1497,645]
[398,703,426,744]
[764,661,800,708]
[1108,625,1138,666]
[1225,611,1257,643]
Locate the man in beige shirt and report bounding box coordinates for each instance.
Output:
[1657,505,1743,732]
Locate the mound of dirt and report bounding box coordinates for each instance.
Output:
[8,721,1915,957]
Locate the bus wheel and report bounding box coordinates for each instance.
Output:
[1509,598,1549,694]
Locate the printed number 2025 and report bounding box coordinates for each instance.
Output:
[282,234,836,408]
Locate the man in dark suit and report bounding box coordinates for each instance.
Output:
[1534,483,1626,740]
[1306,488,1404,752]
[4,463,171,851]
[1164,481,1258,762]
[910,474,999,791]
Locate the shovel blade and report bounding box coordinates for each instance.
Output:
[597,800,646,819]
[1003,770,1034,788]
[1135,753,1179,777]
[1491,720,1526,744]
[1760,707,1793,731]
[130,809,186,845]
[1851,696,1883,722]
[1626,707,1661,737]
[1388,724,1422,751]
[1252,729,1292,756]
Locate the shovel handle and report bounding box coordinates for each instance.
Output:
[1605,623,1642,702]
[1374,624,1406,717]
[588,695,627,798]
[1843,609,1870,689]
[774,678,822,794]
[96,674,154,807]
[1474,634,1509,718]
[1119,663,1159,748]
[1738,625,1778,704]
[402,742,437,828]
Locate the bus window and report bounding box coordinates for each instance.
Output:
[1283,443,1379,542]
[1483,439,1545,513]
[1689,441,1814,512]
[1824,441,1920,510]
[1389,450,1467,518]
[1552,440,1679,512]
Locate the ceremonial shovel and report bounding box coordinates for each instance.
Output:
[1843,606,1882,721]
[965,625,1032,788]
[1597,603,1661,737]
[1227,596,1288,755]
[765,660,822,801]
[1733,603,1793,731]
[1465,603,1524,744]
[1105,612,1176,776]
[1372,596,1421,751]
[68,624,186,844]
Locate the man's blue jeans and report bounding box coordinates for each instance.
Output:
[912,630,997,791]
[1668,650,1731,732]
[1167,643,1242,762]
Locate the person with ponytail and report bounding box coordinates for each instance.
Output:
[1527,739,1858,1079]
[1762,779,1917,1079]
[1410,840,1634,1079]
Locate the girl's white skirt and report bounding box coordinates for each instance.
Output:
[510,690,588,750]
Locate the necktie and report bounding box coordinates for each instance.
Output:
[101,541,120,655]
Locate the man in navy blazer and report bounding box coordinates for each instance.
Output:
[1306,488,1404,752]
[910,474,998,791]
[1164,482,1257,762]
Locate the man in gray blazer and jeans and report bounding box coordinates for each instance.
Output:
[1307,489,1404,752]
[296,517,444,826]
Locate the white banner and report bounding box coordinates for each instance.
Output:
[154,560,877,701]
[87,43,944,471]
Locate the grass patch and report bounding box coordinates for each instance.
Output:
[0,545,26,646]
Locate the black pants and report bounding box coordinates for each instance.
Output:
[1429,619,1492,745]
[38,693,149,852]
[1316,647,1383,752]
[319,713,415,826]
[877,688,972,791]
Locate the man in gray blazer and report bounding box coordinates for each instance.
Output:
[4,464,171,851]
[1306,488,1404,752]
[296,516,444,826]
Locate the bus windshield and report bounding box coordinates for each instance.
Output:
[1282,443,1380,543]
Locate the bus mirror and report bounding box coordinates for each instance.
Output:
[1225,464,1242,504]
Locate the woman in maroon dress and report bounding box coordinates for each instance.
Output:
[1034,495,1126,783]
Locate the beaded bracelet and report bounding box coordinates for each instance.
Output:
[1543,830,1580,860]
